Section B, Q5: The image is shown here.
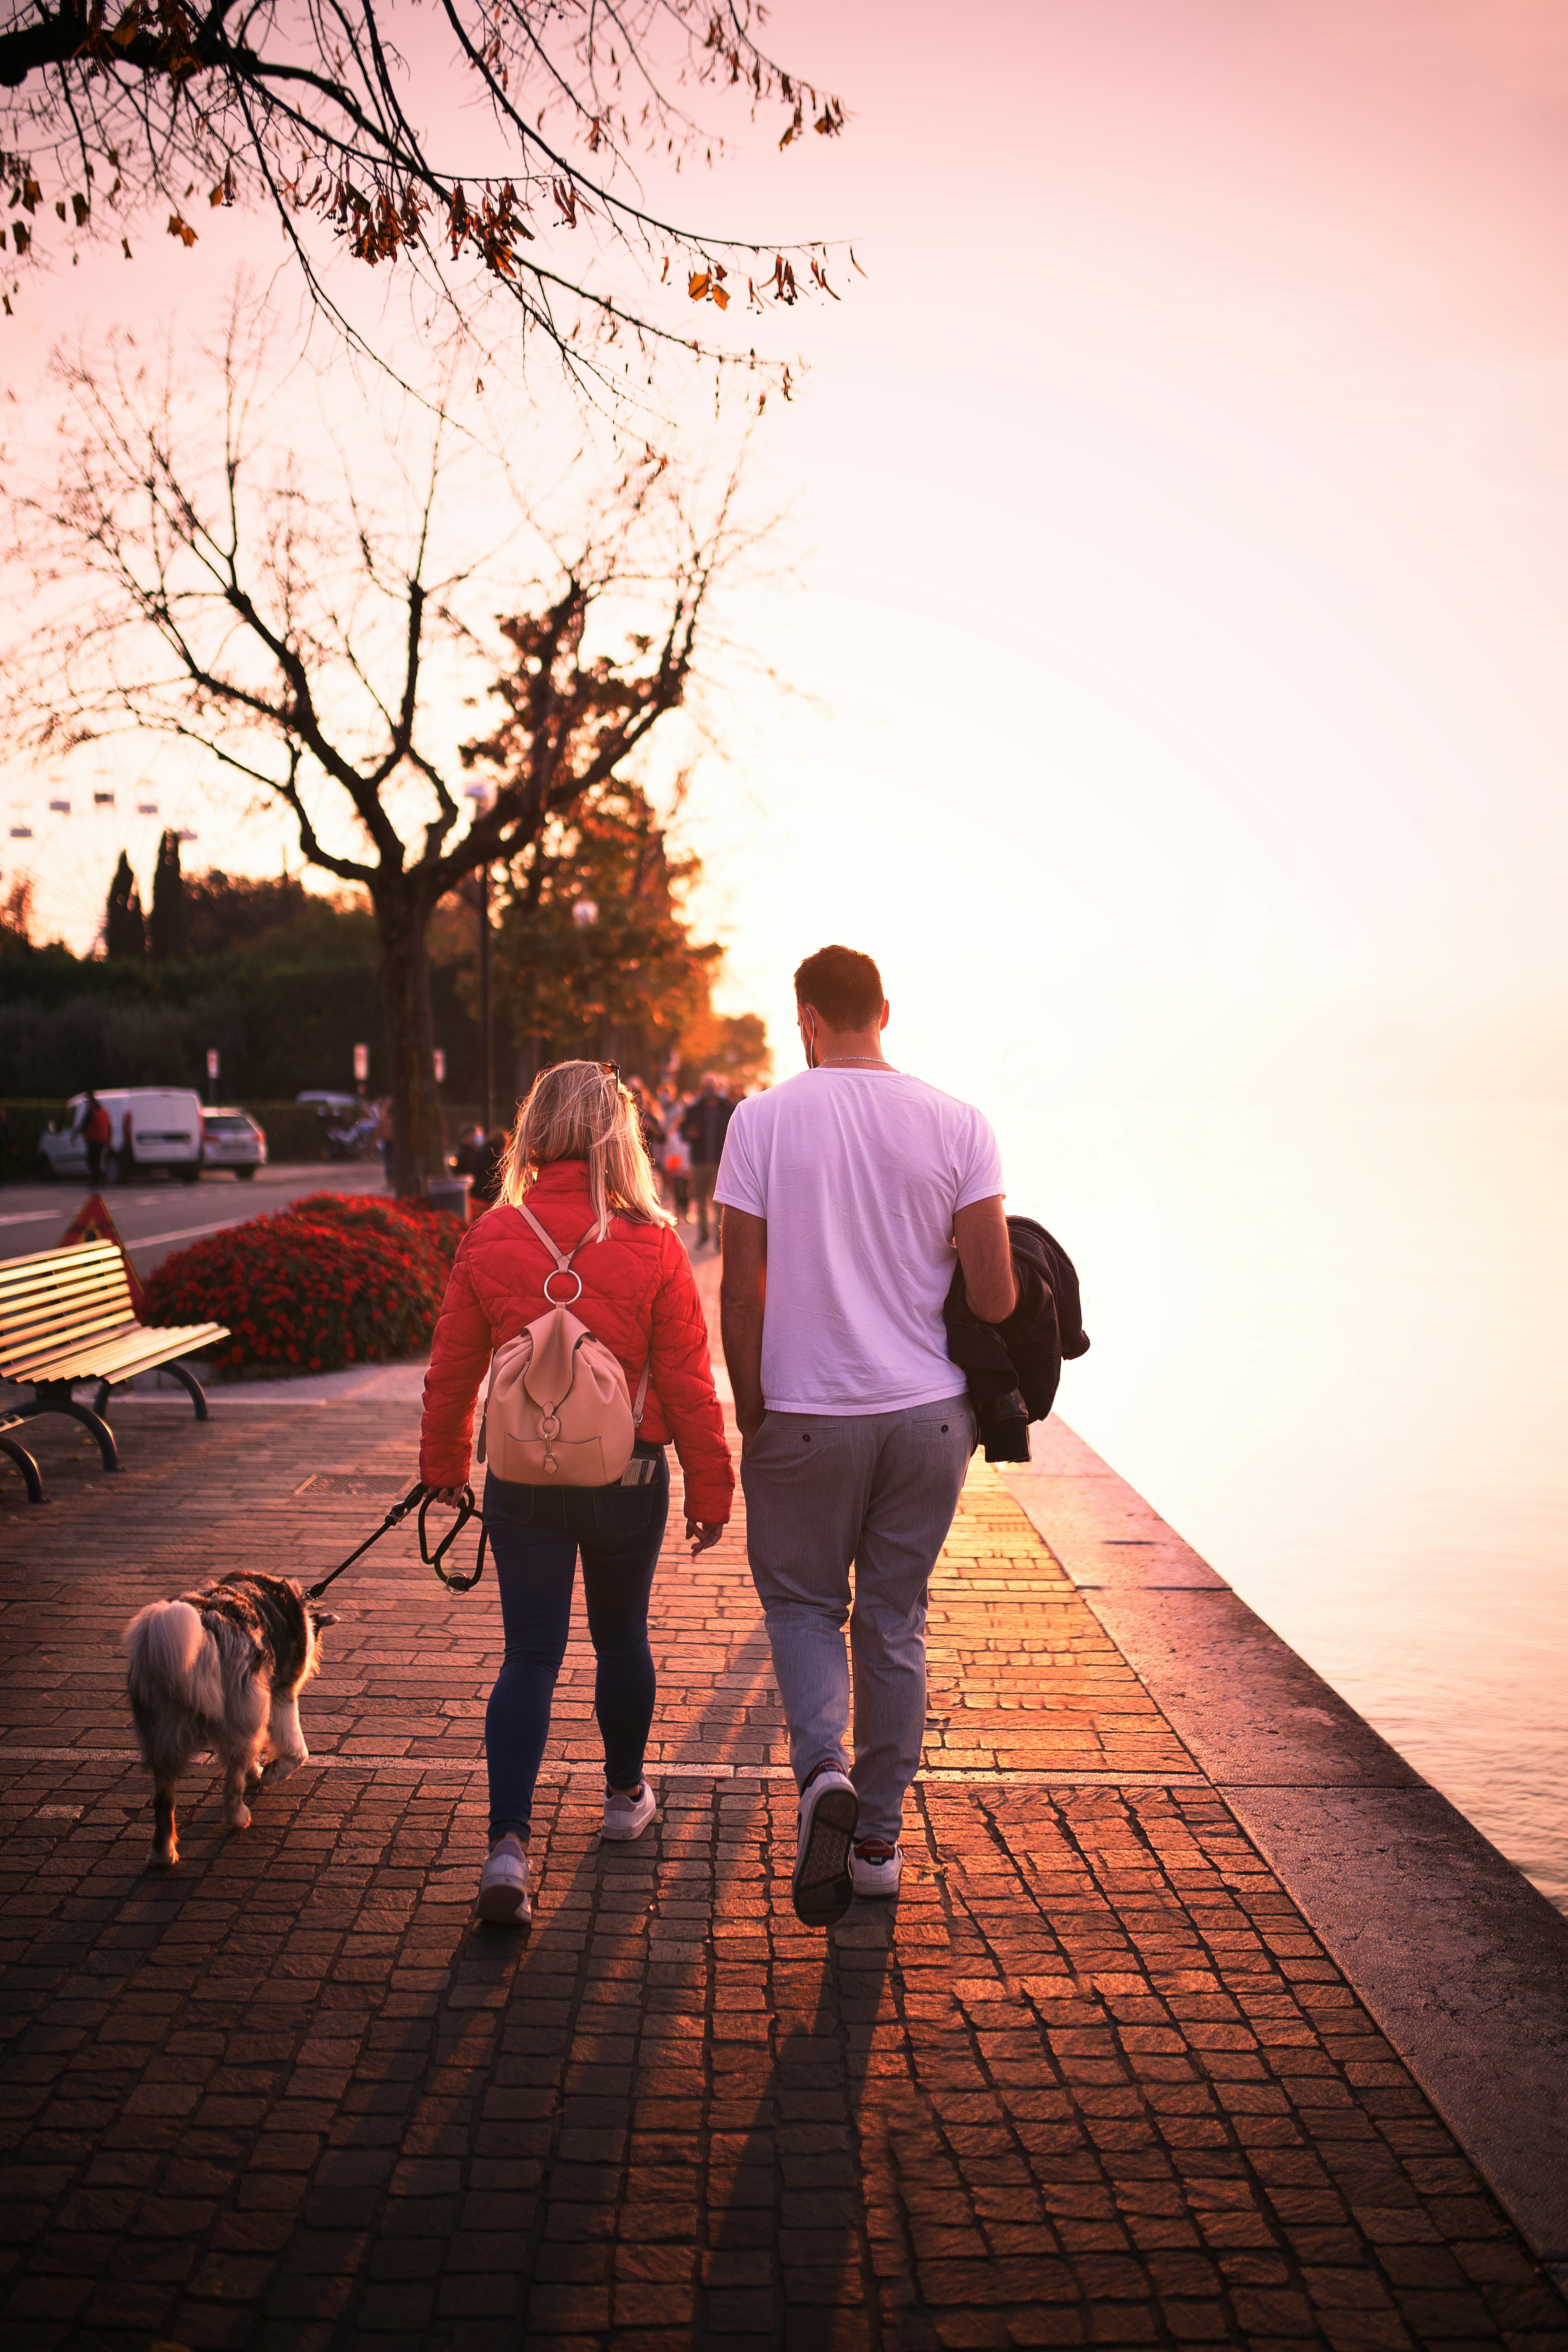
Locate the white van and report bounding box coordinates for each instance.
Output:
[37,1088,205,1185]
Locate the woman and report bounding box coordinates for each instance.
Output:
[420,1061,733,1924]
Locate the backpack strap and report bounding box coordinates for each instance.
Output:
[514,1198,652,1423]
[515,1201,602,1304]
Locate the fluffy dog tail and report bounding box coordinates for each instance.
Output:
[122,1600,224,1747]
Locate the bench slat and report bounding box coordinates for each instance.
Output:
[0,1279,133,1327]
[37,1325,229,1385]
[0,1267,131,1314]
[2,1288,134,1341]
[7,1327,144,1374]
[0,1240,126,1286]
[2,1306,142,1376]
[9,1319,223,1381]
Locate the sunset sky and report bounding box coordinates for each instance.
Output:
[5,0,1568,1111]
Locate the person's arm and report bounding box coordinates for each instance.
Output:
[719,1206,767,1446]
[646,1232,733,1553]
[953,1196,1016,1325]
[418,1253,495,1499]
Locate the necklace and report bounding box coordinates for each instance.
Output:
[817,1057,894,1068]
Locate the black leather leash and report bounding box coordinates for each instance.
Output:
[306,1482,488,1602]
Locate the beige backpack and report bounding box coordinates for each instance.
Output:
[476,1203,653,1488]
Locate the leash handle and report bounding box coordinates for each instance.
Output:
[419,1484,488,1593]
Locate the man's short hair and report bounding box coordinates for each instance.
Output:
[793,945,885,1031]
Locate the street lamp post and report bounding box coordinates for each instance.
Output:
[465,786,495,1133]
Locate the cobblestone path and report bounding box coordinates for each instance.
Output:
[2,1283,1565,2349]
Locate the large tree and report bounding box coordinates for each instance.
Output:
[0,0,843,386]
[468,773,725,1088]
[4,318,750,1190]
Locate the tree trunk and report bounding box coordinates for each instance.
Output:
[374,880,445,1196]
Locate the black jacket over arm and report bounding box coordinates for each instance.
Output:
[943,1216,1090,1463]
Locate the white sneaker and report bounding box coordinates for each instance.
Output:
[792,1768,858,1927]
[851,1839,903,1898]
[602,1782,657,1841]
[477,1838,530,1924]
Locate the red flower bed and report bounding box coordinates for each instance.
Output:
[144,1192,462,1375]
[277,1192,465,1279]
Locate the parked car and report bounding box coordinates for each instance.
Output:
[36,1088,204,1184]
[201,1107,267,1178]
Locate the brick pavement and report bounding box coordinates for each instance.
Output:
[2,1275,1566,2349]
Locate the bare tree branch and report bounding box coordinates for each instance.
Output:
[0,0,846,395]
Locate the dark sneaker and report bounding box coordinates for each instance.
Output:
[792,1768,858,1927]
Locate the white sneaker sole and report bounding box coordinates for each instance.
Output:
[602,1786,657,1841]
[477,1866,530,1924]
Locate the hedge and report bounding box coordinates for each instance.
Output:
[143,1192,464,1374]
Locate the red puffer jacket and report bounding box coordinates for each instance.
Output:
[419,1159,734,1523]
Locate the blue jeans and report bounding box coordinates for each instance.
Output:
[482,1450,669,1843]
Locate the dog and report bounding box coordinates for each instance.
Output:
[122,1572,338,1868]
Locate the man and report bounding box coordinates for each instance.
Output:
[78,1090,112,1187]
[681,1073,734,1249]
[715,946,1015,1927]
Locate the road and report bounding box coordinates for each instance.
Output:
[0,1165,393,1276]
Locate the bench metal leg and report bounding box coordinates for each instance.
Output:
[164,1361,211,1422]
[91,1380,111,1419]
[15,1393,119,1473]
[0,1435,43,1504]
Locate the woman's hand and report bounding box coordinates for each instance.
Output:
[425,1486,467,1513]
[686,1519,724,1556]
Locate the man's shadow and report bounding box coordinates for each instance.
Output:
[706,1859,911,2349]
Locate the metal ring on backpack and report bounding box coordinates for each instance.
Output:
[542,1268,583,1305]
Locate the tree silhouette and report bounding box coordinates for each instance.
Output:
[104,848,145,960]
[148,826,187,962]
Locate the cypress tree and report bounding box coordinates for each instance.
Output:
[149,828,187,962]
[105,850,145,961]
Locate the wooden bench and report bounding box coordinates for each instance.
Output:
[0,1239,230,1487]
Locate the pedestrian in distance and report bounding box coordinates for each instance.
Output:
[716,945,1016,1927]
[79,1089,113,1188]
[419,1060,733,1925]
[681,1072,735,1249]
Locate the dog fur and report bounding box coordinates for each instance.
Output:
[122,1571,337,1867]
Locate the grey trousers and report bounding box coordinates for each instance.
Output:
[741,1395,974,1842]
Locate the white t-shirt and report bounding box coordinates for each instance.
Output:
[713,1066,1005,1414]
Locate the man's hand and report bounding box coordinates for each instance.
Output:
[686,1519,724,1555]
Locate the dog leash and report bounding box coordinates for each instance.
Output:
[306,1483,488,1602]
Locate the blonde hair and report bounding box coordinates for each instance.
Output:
[499,1062,668,1237]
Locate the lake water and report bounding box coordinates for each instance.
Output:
[991,1100,1568,1914]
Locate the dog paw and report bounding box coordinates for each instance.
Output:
[147,1845,176,1870]
[262,1752,306,1783]
[224,1803,252,1831]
